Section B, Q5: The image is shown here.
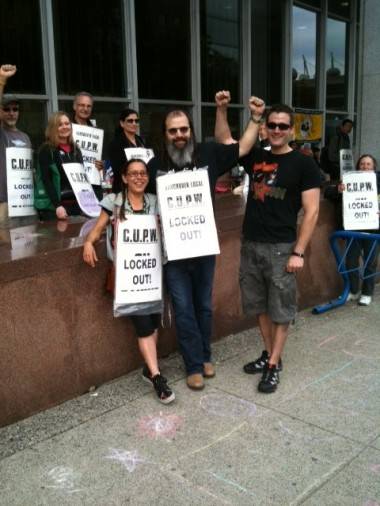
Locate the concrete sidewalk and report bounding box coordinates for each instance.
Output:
[1,298,380,505]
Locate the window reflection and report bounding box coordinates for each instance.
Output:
[328,0,351,19]
[326,18,348,111]
[136,1,191,101]
[202,106,241,142]
[200,0,241,103]
[53,0,125,96]
[292,7,317,108]
[251,0,283,105]
[0,0,44,93]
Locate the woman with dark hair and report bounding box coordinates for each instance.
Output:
[83,158,175,404]
[325,154,380,305]
[108,108,147,193]
[34,111,83,220]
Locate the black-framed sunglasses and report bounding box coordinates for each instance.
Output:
[267,122,291,131]
[125,118,139,124]
[2,106,19,112]
[167,126,190,135]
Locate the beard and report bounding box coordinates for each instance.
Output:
[166,137,194,169]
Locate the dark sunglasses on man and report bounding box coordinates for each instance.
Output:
[267,122,291,131]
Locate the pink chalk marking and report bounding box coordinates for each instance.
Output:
[363,501,380,506]
[370,464,380,474]
[318,335,338,347]
[137,412,183,440]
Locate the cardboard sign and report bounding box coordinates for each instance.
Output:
[342,171,379,230]
[6,147,36,217]
[124,147,154,164]
[156,170,220,260]
[114,215,162,304]
[72,124,104,185]
[340,149,354,178]
[62,163,100,218]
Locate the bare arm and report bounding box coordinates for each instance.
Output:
[0,64,17,103]
[83,210,110,267]
[238,96,266,158]
[214,90,237,145]
[286,188,320,273]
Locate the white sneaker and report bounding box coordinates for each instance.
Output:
[347,292,360,301]
[358,295,372,306]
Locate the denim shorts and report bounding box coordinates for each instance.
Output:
[239,241,297,324]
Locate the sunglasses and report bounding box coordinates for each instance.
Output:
[167,126,190,135]
[267,122,291,131]
[125,118,139,124]
[2,106,19,112]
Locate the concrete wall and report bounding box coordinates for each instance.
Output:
[0,197,343,427]
[358,0,380,160]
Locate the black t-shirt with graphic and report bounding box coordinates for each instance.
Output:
[241,148,321,243]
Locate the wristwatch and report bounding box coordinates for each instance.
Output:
[250,115,262,124]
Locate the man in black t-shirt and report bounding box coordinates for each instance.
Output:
[215,99,320,393]
[149,99,265,391]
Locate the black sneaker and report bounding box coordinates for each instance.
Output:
[243,351,283,374]
[142,365,167,385]
[152,374,175,404]
[258,365,280,394]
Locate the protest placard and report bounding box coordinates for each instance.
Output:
[62,163,100,218]
[124,147,154,164]
[342,171,379,230]
[156,170,220,260]
[72,124,104,185]
[114,215,162,305]
[6,147,36,217]
[340,149,354,178]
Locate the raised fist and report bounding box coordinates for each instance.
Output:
[248,96,266,118]
[0,64,17,80]
[215,90,231,108]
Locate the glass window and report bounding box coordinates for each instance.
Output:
[59,100,127,158]
[0,0,44,93]
[251,0,284,105]
[292,6,318,108]
[202,106,241,142]
[295,0,320,7]
[53,0,125,96]
[200,0,241,103]
[136,1,191,101]
[326,18,348,111]
[138,103,192,153]
[328,0,351,19]
[17,101,47,150]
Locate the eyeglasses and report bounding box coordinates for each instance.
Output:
[125,118,139,124]
[167,126,190,135]
[2,106,19,112]
[267,122,291,131]
[127,171,148,179]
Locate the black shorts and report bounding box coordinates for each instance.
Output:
[129,313,160,337]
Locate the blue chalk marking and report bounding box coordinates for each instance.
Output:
[304,361,354,388]
[208,471,255,497]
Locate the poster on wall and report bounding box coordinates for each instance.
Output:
[114,214,162,305]
[72,124,104,186]
[62,163,100,218]
[6,147,36,217]
[156,169,220,261]
[342,171,379,230]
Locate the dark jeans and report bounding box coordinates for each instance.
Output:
[164,255,216,375]
[346,238,380,295]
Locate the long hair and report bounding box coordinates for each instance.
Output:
[119,158,149,222]
[115,107,139,136]
[44,111,74,147]
[356,154,378,171]
[160,109,198,169]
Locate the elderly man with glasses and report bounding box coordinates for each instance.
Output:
[0,64,32,221]
[147,97,265,390]
[215,97,321,394]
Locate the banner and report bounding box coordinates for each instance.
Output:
[294,109,323,141]
[6,147,36,217]
[72,124,104,186]
[342,171,379,230]
[340,149,354,178]
[114,215,162,304]
[157,170,220,261]
[62,163,100,218]
[124,147,154,165]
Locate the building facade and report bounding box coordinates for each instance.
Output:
[0,0,377,159]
